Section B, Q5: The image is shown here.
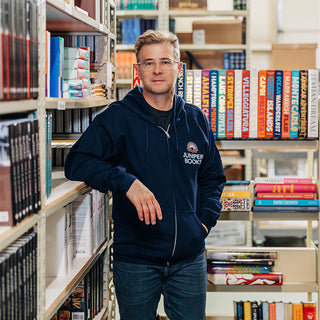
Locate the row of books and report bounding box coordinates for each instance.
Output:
[253,177,319,212]
[52,148,70,168]
[207,250,283,285]
[117,52,136,80]
[0,0,39,101]
[116,0,158,10]
[50,251,107,320]
[176,68,319,139]
[120,18,157,45]
[0,117,41,226]
[234,300,316,320]
[46,190,109,278]
[0,232,37,320]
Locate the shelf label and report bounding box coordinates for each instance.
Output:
[64,3,72,15]
[58,101,66,110]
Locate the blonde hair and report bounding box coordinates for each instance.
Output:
[134,30,180,62]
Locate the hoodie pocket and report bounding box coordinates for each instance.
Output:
[174,210,207,260]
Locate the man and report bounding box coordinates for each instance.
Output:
[65,30,226,320]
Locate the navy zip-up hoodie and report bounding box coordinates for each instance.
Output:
[65,86,226,265]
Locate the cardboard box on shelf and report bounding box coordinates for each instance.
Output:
[169,0,206,10]
[180,51,224,69]
[192,19,242,44]
[271,43,317,69]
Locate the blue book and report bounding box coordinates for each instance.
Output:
[226,180,251,185]
[253,206,320,212]
[217,69,226,139]
[273,70,283,138]
[209,70,219,138]
[290,70,300,138]
[176,63,186,100]
[223,53,230,70]
[254,199,319,206]
[50,37,64,98]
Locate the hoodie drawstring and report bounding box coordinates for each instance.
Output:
[145,122,150,164]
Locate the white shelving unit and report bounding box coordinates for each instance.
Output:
[0,0,116,319]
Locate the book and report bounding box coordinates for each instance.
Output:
[234,69,243,138]
[265,70,275,138]
[50,36,64,98]
[249,69,258,139]
[241,69,250,138]
[303,302,316,320]
[208,265,270,274]
[176,62,185,100]
[269,303,276,320]
[254,177,314,184]
[226,69,234,138]
[261,301,269,320]
[298,70,308,138]
[290,70,300,138]
[185,69,194,104]
[217,69,226,139]
[292,303,303,320]
[276,301,285,320]
[256,193,315,200]
[208,258,275,266]
[193,69,202,109]
[273,70,283,138]
[281,70,292,138]
[207,250,277,260]
[253,205,320,212]
[284,303,292,320]
[255,183,317,193]
[258,70,267,139]
[221,190,251,198]
[251,301,259,320]
[307,69,318,139]
[243,301,251,320]
[207,272,283,285]
[234,301,244,320]
[254,199,319,206]
[209,69,218,137]
[221,198,251,211]
[201,69,210,121]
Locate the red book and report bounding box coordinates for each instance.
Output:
[303,302,316,320]
[281,70,292,138]
[256,193,315,200]
[226,70,234,138]
[265,70,275,138]
[241,70,250,138]
[207,272,283,285]
[258,70,266,139]
[201,69,210,121]
[132,64,141,88]
[255,183,317,193]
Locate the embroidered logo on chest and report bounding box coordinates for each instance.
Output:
[183,141,204,165]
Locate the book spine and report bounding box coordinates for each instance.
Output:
[217,69,226,139]
[235,301,244,320]
[292,303,303,320]
[256,193,315,200]
[201,69,210,121]
[290,70,300,138]
[221,198,251,211]
[193,69,202,109]
[221,190,251,198]
[249,69,258,139]
[255,183,317,193]
[241,70,250,138]
[226,70,234,138]
[254,199,319,206]
[258,70,266,138]
[251,301,259,320]
[273,70,283,138]
[208,265,270,274]
[234,69,243,138]
[281,70,291,138]
[207,273,283,285]
[265,70,275,138]
[254,177,313,184]
[303,302,316,320]
[209,69,218,137]
[207,250,277,260]
[307,69,318,138]
[185,69,194,104]
[176,62,185,100]
[243,301,251,320]
[298,70,308,138]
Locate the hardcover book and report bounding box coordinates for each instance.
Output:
[307,69,319,138]
[298,70,308,138]
[234,69,243,138]
[209,69,218,137]
[258,70,267,139]
[249,69,258,139]
[281,70,292,138]
[273,70,283,138]
[265,70,275,138]
[226,70,234,138]
[241,70,250,138]
[201,69,210,121]
[255,183,317,193]
[290,70,300,138]
[217,69,226,139]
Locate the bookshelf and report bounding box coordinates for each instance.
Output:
[0,0,116,319]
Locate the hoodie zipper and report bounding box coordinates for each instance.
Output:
[158,124,178,260]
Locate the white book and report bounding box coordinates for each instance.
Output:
[307,69,319,138]
[46,207,68,277]
[234,70,242,138]
[64,47,90,60]
[193,69,202,109]
[249,69,258,138]
[275,301,285,320]
[185,70,194,104]
[65,203,73,273]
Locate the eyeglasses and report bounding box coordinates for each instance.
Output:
[137,59,179,71]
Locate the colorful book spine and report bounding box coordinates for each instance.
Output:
[243,301,252,320]
[176,63,186,100]
[201,69,210,121]
[221,198,251,211]
[265,70,275,138]
[207,273,283,285]
[185,69,194,104]
[256,193,315,200]
[281,70,292,138]
[221,190,251,198]
[255,183,317,193]
[208,258,275,266]
[208,265,270,274]
[50,36,64,98]
[273,70,283,138]
[132,64,140,88]
[254,177,313,184]
[249,69,258,139]
[241,70,250,138]
[193,69,202,109]
[234,69,243,138]
[255,199,319,206]
[226,70,235,138]
[253,206,320,212]
[307,69,319,138]
[298,70,308,138]
[290,70,300,138]
[207,250,277,260]
[234,301,244,320]
[209,69,219,137]
[303,302,316,320]
[217,69,226,139]
[258,70,267,138]
[292,303,303,320]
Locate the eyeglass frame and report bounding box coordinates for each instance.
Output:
[136,58,180,71]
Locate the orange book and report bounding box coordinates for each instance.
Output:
[132,64,141,88]
[281,70,292,138]
[258,70,267,139]
[226,70,234,138]
[265,70,275,138]
[292,303,303,320]
[269,302,276,320]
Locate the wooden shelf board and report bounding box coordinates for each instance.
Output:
[0,214,39,251]
[169,9,248,17]
[45,97,109,109]
[0,99,38,114]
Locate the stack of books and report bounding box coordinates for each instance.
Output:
[221,180,251,212]
[253,177,319,212]
[207,250,283,285]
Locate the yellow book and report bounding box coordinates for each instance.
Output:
[221,190,251,198]
[243,301,251,320]
[292,303,303,320]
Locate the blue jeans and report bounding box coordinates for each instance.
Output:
[113,252,207,320]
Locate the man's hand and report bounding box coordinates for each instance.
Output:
[126,179,163,225]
